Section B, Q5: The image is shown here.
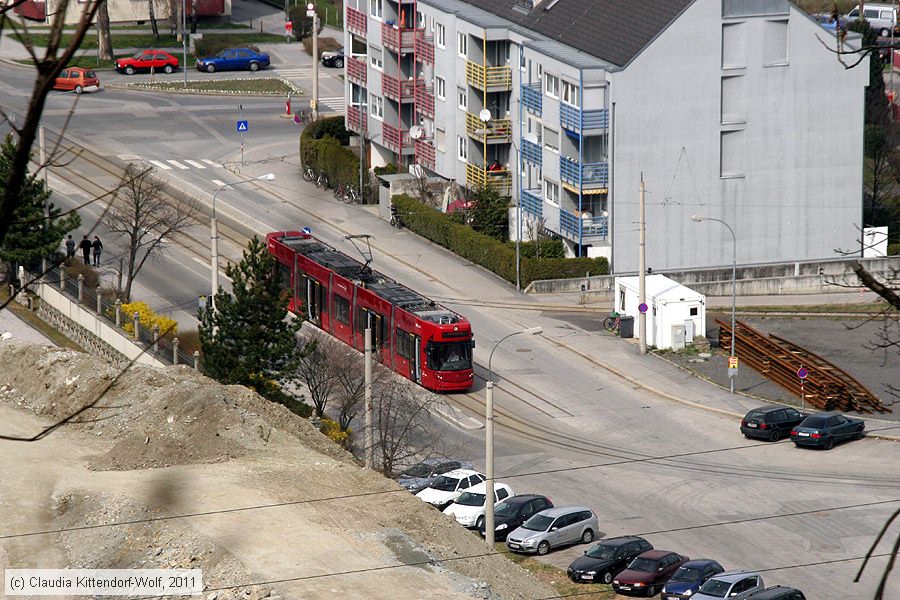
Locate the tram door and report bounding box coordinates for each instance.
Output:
[413,335,421,383]
[303,276,323,323]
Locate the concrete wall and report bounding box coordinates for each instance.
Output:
[52,0,231,25]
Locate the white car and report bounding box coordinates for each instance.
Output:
[415,469,486,510]
[443,481,514,529]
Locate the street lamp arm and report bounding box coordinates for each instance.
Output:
[486,326,543,381]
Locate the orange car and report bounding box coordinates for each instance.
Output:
[53,67,100,94]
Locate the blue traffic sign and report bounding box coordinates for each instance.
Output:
[236,120,249,132]
[638,302,648,314]
[797,367,809,380]
[301,227,312,235]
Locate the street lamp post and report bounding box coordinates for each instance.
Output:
[210,173,276,309]
[484,326,543,549]
[691,215,737,393]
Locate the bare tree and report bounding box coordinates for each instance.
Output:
[292,336,340,418]
[96,2,114,60]
[104,164,194,301]
[148,0,161,40]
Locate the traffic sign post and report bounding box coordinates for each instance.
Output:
[237,105,246,165]
[285,20,292,42]
[727,355,739,379]
[797,367,808,409]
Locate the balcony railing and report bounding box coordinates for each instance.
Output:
[346,105,367,134]
[382,73,417,103]
[466,162,511,193]
[465,112,512,142]
[560,103,609,133]
[521,83,542,114]
[415,139,435,169]
[382,23,418,53]
[521,138,542,166]
[346,56,366,85]
[560,209,608,240]
[560,157,609,189]
[414,83,434,117]
[465,60,512,91]
[383,122,412,154]
[415,32,434,64]
[521,188,542,218]
[346,6,367,37]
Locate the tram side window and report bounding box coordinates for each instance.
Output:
[334,294,350,325]
[395,328,415,360]
[356,308,385,348]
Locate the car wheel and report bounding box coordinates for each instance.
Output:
[882,28,891,37]
[581,529,594,544]
[74,85,83,94]
[249,61,260,72]
[207,64,216,73]
[164,64,174,74]
[769,429,780,442]
[475,516,484,530]
[602,571,613,584]
[334,58,344,68]
[125,66,135,75]
[537,541,550,556]
[855,427,865,440]
[646,585,657,597]
[824,437,835,450]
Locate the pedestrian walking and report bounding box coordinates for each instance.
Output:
[79,235,91,265]
[92,236,103,267]
[65,235,76,259]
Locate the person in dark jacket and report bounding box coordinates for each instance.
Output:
[65,235,76,259]
[79,235,92,265]
[91,236,103,266]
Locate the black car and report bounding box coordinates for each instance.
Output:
[320,47,344,68]
[748,586,806,600]
[567,536,653,585]
[478,494,552,541]
[791,412,865,449]
[741,405,806,441]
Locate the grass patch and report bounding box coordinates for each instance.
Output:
[503,549,614,599]
[26,23,251,31]
[0,288,84,352]
[14,32,284,50]
[120,77,301,95]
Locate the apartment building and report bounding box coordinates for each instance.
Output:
[344,0,867,273]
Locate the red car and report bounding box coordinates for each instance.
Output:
[53,67,100,94]
[115,50,179,75]
[612,550,689,597]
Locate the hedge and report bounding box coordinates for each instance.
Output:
[300,116,359,189]
[889,242,900,256]
[193,37,260,59]
[392,195,608,287]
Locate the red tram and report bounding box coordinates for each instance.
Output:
[266,231,474,392]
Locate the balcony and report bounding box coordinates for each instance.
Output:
[346,56,366,85]
[415,139,435,169]
[382,73,417,103]
[346,6,366,37]
[521,83,542,114]
[465,112,512,143]
[466,162,511,194]
[560,209,608,240]
[560,103,609,134]
[520,188,542,218]
[415,32,434,64]
[382,122,413,154]
[382,23,418,54]
[521,138,541,166]
[465,60,512,91]
[346,105,366,134]
[414,83,434,117]
[560,157,609,192]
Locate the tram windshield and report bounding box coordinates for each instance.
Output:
[428,341,472,372]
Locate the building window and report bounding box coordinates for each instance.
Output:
[369,46,383,71]
[369,94,383,120]
[561,80,579,106]
[436,76,446,100]
[334,295,350,325]
[369,0,382,20]
[436,126,446,152]
[545,73,558,98]
[520,50,526,72]
[436,23,446,48]
[543,126,559,153]
[457,32,467,58]
[763,19,789,65]
[720,129,745,178]
[544,179,559,206]
[416,9,424,28]
[457,136,467,162]
[457,86,467,110]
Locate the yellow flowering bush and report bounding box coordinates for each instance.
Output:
[119,301,178,336]
[319,417,352,450]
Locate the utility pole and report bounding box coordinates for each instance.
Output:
[638,177,647,355]
[484,379,495,546]
[359,130,365,197]
[309,2,320,121]
[182,0,188,87]
[364,327,374,469]
[39,126,48,221]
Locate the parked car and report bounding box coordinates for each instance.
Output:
[748,586,807,600]
[661,559,725,599]
[567,535,653,585]
[115,50,179,75]
[612,550,689,597]
[692,571,764,600]
[478,494,553,541]
[53,67,100,94]
[196,48,270,73]
[443,481,513,529]
[845,3,897,37]
[414,468,485,510]
[506,506,598,555]
[741,405,806,441]
[790,411,865,449]
[320,47,344,68]
[396,458,472,493]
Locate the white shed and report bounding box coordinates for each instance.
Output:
[613,275,706,350]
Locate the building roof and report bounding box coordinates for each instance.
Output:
[615,274,705,302]
[451,0,696,67]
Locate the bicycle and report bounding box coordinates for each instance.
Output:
[389,205,403,228]
[603,311,621,333]
[302,165,315,182]
[344,185,362,205]
[316,171,330,190]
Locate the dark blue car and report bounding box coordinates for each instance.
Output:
[196,48,270,73]
[661,559,725,600]
[790,412,865,449]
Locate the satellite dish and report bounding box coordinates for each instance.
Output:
[409,125,424,140]
[478,109,492,123]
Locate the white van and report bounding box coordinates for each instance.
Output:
[845,3,897,37]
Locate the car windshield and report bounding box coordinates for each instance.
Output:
[671,566,703,582]
[698,579,732,597]
[802,416,829,428]
[585,543,617,560]
[428,341,473,372]
[521,514,553,532]
[132,51,145,58]
[430,475,461,492]
[745,410,766,420]
[494,501,519,518]
[455,492,486,506]
[401,463,433,478]
[216,50,228,57]
[627,558,659,572]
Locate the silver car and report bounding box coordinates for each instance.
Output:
[506,506,598,555]
[692,571,764,600]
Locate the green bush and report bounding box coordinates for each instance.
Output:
[888,242,900,256]
[392,195,608,287]
[518,239,565,259]
[192,36,261,59]
[304,115,352,145]
[302,36,341,60]
[373,163,399,176]
[300,116,359,190]
[288,5,326,41]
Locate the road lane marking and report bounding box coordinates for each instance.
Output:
[167,160,190,170]
[185,160,206,169]
[148,160,172,170]
[211,179,227,187]
[202,159,222,167]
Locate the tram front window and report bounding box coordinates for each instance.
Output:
[428,341,472,371]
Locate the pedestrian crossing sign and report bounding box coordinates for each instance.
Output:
[236,120,249,132]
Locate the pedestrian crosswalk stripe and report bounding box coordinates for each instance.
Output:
[317,96,345,111]
[202,159,223,167]
[167,160,189,170]
[277,68,314,76]
[184,159,206,169]
[148,160,171,171]
[211,179,227,187]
